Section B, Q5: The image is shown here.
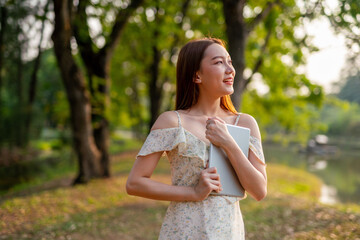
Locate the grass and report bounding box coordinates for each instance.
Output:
[0,137,143,197]
[0,148,76,196]
[1,151,360,240]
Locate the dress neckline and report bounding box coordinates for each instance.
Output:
[182,126,210,147]
[150,125,258,143]
[173,110,241,146]
[151,126,210,147]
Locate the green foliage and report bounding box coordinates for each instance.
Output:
[0,147,75,194]
[337,71,360,104]
[2,0,359,188]
[319,96,360,138]
[242,90,326,144]
[322,0,360,66]
[242,0,326,144]
[110,0,195,134]
[0,1,68,148]
[109,131,143,154]
[108,0,326,143]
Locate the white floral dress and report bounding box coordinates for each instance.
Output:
[137,111,265,240]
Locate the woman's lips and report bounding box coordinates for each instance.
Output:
[223,78,233,85]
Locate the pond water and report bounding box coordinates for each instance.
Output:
[264,142,360,205]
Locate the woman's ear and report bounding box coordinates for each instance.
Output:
[193,72,201,83]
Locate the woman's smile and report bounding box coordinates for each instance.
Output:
[223,77,233,85]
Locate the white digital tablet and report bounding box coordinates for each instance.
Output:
[209,124,250,198]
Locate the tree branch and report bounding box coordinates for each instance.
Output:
[29,0,50,105]
[223,0,246,26]
[246,0,279,34]
[245,28,272,88]
[162,0,191,86]
[73,0,97,72]
[300,0,322,19]
[169,0,191,57]
[101,0,144,59]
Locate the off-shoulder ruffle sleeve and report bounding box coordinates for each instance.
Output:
[137,127,186,158]
[249,136,265,165]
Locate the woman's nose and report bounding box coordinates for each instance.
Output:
[226,63,235,74]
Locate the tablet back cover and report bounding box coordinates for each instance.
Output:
[209,124,250,198]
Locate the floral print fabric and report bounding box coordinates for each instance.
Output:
[136,112,265,240]
[249,135,265,165]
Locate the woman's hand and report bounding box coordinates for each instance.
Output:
[194,166,222,201]
[205,117,232,148]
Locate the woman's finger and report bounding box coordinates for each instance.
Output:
[212,116,226,124]
[210,182,223,192]
[209,179,221,186]
[206,118,214,124]
[206,122,215,130]
[208,173,220,180]
[204,167,217,173]
[207,117,226,124]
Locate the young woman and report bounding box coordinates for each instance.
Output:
[126,38,267,239]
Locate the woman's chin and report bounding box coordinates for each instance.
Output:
[218,90,234,99]
[223,88,234,95]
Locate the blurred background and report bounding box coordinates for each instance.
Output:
[0,0,360,239]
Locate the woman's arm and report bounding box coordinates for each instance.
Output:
[126,152,222,201]
[205,115,267,201]
[126,111,222,202]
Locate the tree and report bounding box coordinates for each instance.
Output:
[216,0,325,143]
[72,0,144,177]
[0,0,35,148]
[25,0,50,144]
[222,0,323,110]
[222,0,273,109]
[110,0,325,142]
[109,0,192,134]
[0,5,7,103]
[147,0,191,129]
[52,0,144,183]
[322,0,360,72]
[52,0,101,183]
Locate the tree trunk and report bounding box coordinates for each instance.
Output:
[25,0,49,144]
[52,0,101,184]
[148,28,162,130]
[88,66,111,177]
[0,6,7,104]
[15,32,25,148]
[148,0,191,130]
[128,77,144,138]
[223,0,277,110]
[222,0,247,111]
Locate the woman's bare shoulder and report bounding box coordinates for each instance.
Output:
[237,113,261,139]
[151,111,179,131]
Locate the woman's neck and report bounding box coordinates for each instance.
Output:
[188,95,225,117]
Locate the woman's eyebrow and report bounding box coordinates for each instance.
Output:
[210,55,230,60]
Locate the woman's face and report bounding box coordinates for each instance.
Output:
[195,43,235,98]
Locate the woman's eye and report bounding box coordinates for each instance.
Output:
[228,60,233,65]
[215,61,223,64]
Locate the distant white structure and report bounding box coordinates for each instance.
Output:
[315,135,329,145]
[306,134,337,155]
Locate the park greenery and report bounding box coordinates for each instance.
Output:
[1,0,359,182]
[1,0,360,238]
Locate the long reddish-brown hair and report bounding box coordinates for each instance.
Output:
[175,38,237,114]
